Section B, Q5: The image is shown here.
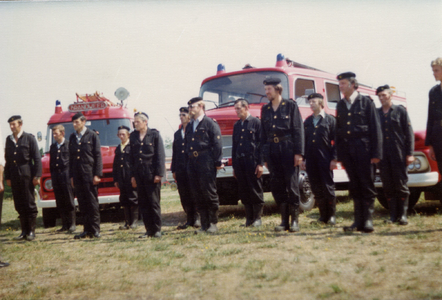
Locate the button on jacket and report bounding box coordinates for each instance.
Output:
[5,132,42,180]
[232,115,263,169]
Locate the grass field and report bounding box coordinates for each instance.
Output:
[1,189,442,300]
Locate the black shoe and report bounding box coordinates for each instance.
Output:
[206,223,218,234]
[343,223,361,232]
[151,231,162,238]
[251,219,262,227]
[193,214,201,228]
[328,216,336,226]
[90,232,101,238]
[362,220,374,233]
[177,223,190,230]
[0,261,10,268]
[26,232,36,241]
[74,232,90,239]
[67,224,76,233]
[398,216,408,225]
[13,232,26,240]
[56,226,68,232]
[275,203,289,232]
[139,232,151,239]
[119,223,130,230]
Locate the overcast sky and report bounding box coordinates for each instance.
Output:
[0,0,441,147]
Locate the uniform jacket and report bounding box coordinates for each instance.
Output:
[171,127,187,174]
[232,115,263,169]
[4,132,42,180]
[336,93,382,161]
[113,143,133,185]
[304,112,337,162]
[69,128,103,182]
[260,99,305,161]
[129,128,166,181]
[425,84,442,147]
[49,141,70,184]
[185,115,223,167]
[378,104,414,160]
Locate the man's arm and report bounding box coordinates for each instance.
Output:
[0,165,4,192]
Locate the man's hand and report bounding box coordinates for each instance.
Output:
[216,164,225,170]
[300,161,306,171]
[173,172,176,181]
[294,154,303,167]
[32,177,40,186]
[330,159,337,171]
[93,176,101,185]
[371,158,380,164]
[0,181,4,193]
[131,177,137,188]
[429,145,436,161]
[255,165,263,179]
[114,182,119,189]
[6,180,11,187]
[406,155,415,166]
[154,176,162,183]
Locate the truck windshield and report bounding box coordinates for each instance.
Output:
[199,71,289,107]
[44,118,132,152]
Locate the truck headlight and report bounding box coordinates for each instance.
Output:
[44,179,53,191]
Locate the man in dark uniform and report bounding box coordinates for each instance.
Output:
[301,93,337,225]
[130,112,165,238]
[113,125,138,230]
[5,115,42,241]
[232,99,264,227]
[336,72,382,233]
[50,125,76,233]
[186,97,224,234]
[69,112,103,239]
[260,78,304,232]
[426,57,442,188]
[171,107,200,230]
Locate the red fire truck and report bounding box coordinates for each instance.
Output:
[199,54,441,211]
[37,92,133,228]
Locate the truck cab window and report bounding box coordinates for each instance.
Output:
[294,78,315,107]
[326,82,340,110]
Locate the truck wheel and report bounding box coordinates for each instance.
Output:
[42,208,58,228]
[377,188,421,212]
[299,172,315,212]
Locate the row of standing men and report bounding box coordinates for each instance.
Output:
[2,58,442,241]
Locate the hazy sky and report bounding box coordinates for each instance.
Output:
[1,0,441,148]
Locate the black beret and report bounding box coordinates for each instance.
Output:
[376,84,390,95]
[263,77,281,85]
[179,107,189,113]
[188,97,203,105]
[118,125,130,132]
[7,115,21,123]
[337,72,356,80]
[134,112,149,119]
[72,112,85,121]
[307,93,324,100]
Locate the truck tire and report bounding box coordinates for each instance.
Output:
[42,207,58,228]
[299,171,315,212]
[376,188,421,212]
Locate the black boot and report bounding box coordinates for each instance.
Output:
[362,198,375,233]
[56,212,68,232]
[344,199,364,232]
[195,210,209,234]
[398,196,408,225]
[139,213,151,238]
[327,197,336,226]
[206,209,219,234]
[26,217,36,241]
[241,204,254,227]
[67,210,76,233]
[289,205,300,232]
[129,206,139,229]
[119,207,131,230]
[386,198,397,224]
[177,206,192,230]
[13,217,27,240]
[317,198,328,224]
[251,204,264,227]
[193,212,201,228]
[275,203,289,232]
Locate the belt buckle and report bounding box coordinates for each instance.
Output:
[274,137,279,143]
[193,151,199,157]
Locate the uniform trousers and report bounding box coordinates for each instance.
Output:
[10,173,37,219]
[187,153,219,212]
[52,172,75,213]
[74,181,100,234]
[267,142,300,208]
[306,158,335,215]
[234,156,264,206]
[378,152,409,199]
[136,179,161,233]
[175,170,196,216]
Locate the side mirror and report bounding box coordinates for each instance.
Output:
[37,131,42,142]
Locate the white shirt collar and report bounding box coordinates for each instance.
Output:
[76,127,87,137]
[10,129,24,143]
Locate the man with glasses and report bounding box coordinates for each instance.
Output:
[172,107,200,230]
[186,97,224,234]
